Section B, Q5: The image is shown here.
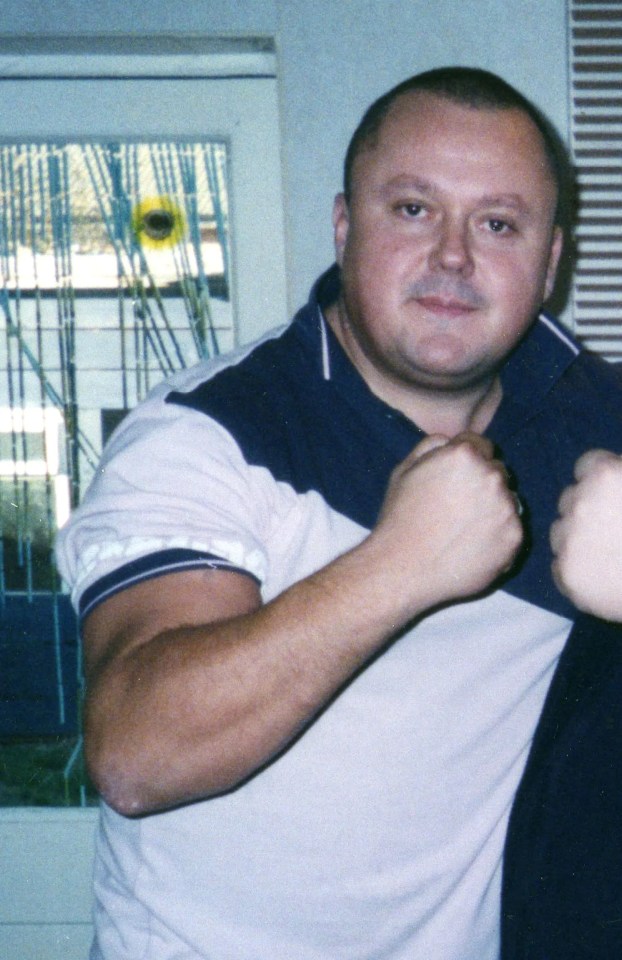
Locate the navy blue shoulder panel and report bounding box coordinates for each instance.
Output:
[166,317,421,532]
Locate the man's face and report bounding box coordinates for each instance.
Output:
[332,93,563,399]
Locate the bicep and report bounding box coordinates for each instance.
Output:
[82,567,262,682]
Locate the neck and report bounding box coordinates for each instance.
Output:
[325,301,503,437]
[393,376,502,436]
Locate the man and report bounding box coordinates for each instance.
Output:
[56,67,622,959]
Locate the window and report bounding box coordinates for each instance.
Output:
[1,407,69,592]
[0,45,286,804]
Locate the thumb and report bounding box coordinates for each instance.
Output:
[411,433,451,462]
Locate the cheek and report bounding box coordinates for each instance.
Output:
[343,234,408,304]
[346,216,426,268]
[483,263,547,351]
[484,251,549,307]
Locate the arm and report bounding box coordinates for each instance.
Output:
[83,433,523,816]
[551,449,622,621]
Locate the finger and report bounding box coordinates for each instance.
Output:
[448,431,495,461]
[556,483,577,518]
[457,434,514,487]
[549,516,564,555]
[574,448,618,482]
[410,433,451,462]
[550,556,565,592]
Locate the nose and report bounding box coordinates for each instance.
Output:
[429,217,474,275]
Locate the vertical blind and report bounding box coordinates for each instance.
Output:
[570,0,622,359]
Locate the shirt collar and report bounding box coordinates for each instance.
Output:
[302,263,582,437]
[490,310,581,440]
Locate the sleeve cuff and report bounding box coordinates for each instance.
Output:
[78,547,260,621]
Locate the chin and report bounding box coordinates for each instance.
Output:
[405,359,495,392]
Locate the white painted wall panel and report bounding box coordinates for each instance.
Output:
[0,808,97,960]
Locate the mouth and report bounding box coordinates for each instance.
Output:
[415,294,479,317]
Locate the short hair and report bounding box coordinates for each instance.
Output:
[343,66,572,225]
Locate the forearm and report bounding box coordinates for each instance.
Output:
[85,537,425,816]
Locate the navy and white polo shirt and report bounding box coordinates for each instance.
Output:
[56,266,622,960]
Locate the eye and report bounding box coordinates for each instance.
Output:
[487,218,513,234]
[396,202,426,219]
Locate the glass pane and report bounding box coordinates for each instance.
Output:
[0,139,231,805]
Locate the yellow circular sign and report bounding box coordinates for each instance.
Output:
[131,196,186,249]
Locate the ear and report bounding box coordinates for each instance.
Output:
[332,193,350,266]
[544,226,563,301]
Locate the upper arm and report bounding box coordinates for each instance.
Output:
[82,567,262,683]
[56,398,271,622]
[56,397,270,682]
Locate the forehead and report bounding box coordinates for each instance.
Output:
[350,92,556,205]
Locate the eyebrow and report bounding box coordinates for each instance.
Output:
[380,177,532,212]
[381,177,434,196]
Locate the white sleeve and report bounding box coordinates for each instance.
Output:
[55,391,269,616]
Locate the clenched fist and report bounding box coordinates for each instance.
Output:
[551,449,622,621]
[370,432,524,617]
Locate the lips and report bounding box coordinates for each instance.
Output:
[415,294,478,316]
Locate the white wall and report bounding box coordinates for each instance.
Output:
[0,808,98,960]
[0,0,569,310]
